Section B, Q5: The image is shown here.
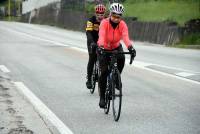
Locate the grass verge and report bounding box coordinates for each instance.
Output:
[123,0,199,26]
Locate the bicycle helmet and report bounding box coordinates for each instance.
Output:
[95,4,106,14]
[110,3,124,15]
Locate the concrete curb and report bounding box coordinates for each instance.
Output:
[0,71,53,134]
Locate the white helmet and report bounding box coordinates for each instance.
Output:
[110,3,124,15]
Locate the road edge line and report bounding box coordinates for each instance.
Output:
[0,65,10,73]
[13,82,74,134]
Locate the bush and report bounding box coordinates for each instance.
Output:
[180,33,200,45]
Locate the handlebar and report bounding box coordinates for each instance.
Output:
[101,50,134,65]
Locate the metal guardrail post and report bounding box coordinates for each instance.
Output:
[8,0,11,21]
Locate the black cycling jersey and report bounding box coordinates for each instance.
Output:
[85,16,101,82]
[86,16,100,44]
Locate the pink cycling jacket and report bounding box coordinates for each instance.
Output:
[97,18,132,50]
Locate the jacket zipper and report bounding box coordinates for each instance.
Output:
[112,29,115,50]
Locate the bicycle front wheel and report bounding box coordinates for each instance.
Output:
[111,70,122,121]
[104,89,111,114]
[104,73,113,114]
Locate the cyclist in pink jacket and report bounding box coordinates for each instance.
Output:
[97,3,136,108]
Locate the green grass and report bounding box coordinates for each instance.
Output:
[3,16,21,21]
[179,33,200,45]
[171,33,200,49]
[85,3,95,14]
[170,44,200,49]
[123,0,200,25]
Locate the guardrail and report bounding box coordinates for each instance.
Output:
[21,1,186,45]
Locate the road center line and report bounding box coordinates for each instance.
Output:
[14,82,74,134]
[131,63,200,85]
[0,65,10,73]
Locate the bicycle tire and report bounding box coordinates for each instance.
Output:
[104,90,110,114]
[112,69,122,121]
[90,63,96,94]
[104,73,112,114]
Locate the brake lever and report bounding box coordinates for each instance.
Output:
[129,54,134,64]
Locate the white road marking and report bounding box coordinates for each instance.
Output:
[128,61,152,68]
[0,27,70,47]
[127,60,200,74]
[70,46,88,53]
[130,63,200,85]
[175,72,195,77]
[0,65,10,73]
[146,62,200,74]
[2,27,200,85]
[14,82,74,134]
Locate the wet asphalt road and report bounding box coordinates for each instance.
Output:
[0,21,200,134]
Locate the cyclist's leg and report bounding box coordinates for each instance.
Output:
[117,45,125,73]
[87,53,97,77]
[86,43,97,89]
[98,55,109,108]
[116,45,125,89]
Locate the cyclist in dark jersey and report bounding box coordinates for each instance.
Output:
[85,4,106,89]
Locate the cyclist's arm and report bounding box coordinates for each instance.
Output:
[86,21,95,44]
[121,21,132,48]
[86,31,94,44]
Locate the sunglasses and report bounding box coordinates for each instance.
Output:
[96,13,104,17]
[111,13,122,19]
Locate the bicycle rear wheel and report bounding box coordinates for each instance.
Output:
[90,63,97,94]
[111,70,122,121]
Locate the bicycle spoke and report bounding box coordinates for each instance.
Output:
[104,90,110,114]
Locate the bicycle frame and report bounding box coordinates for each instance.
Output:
[102,50,134,121]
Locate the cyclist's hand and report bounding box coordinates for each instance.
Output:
[128,45,136,58]
[128,45,136,64]
[97,46,104,55]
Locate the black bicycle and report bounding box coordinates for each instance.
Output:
[90,60,99,94]
[103,50,134,121]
